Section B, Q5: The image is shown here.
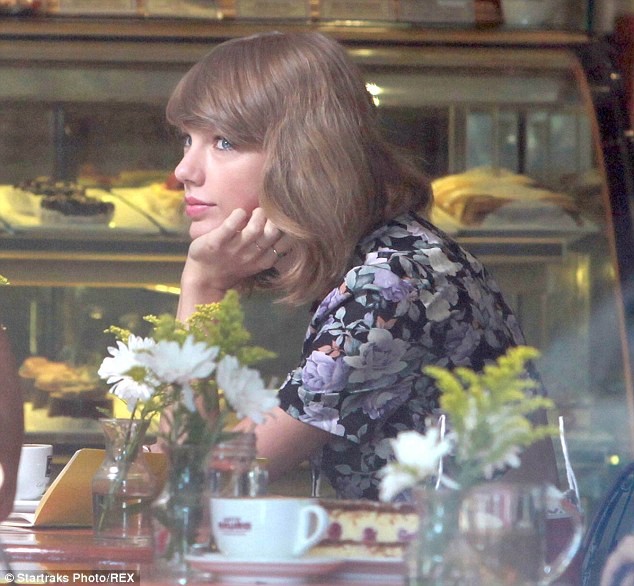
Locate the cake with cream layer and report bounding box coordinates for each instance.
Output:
[312,499,418,559]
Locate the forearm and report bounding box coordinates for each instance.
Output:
[235,408,329,482]
[177,269,227,320]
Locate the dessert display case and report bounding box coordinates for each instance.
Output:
[0,17,633,513]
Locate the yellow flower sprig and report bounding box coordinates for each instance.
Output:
[105,290,275,367]
[424,346,557,486]
[0,276,9,285]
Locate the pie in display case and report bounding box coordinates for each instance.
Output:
[0,18,633,515]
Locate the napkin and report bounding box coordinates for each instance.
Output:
[4,448,167,527]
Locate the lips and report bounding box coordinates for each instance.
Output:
[184,195,214,218]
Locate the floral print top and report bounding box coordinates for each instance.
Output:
[277,211,526,500]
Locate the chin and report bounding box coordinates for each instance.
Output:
[189,220,221,240]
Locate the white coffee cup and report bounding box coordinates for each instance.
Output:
[16,443,53,501]
[211,496,330,559]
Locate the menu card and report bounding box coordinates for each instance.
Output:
[4,449,167,528]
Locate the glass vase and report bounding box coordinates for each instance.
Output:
[408,487,486,586]
[408,483,584,586]
[92,418,157,546]
[152,443,211,582]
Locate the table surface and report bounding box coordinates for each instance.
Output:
[0,526,401,586]
[0,516,583,585]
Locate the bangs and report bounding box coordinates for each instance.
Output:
[166,44,270,148]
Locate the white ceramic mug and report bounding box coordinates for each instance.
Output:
[16,443,53,500]
[211,496,330,559]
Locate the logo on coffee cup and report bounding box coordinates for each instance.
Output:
[218,516,252,535]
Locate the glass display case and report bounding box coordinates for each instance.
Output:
[0,18,633,514]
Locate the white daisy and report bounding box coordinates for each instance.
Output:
[216,355,279,424]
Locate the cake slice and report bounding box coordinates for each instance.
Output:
[312,499,418,559]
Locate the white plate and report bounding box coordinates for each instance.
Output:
[185,553,344,584]
[12,499,40,513]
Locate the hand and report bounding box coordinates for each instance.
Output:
[178,207,290,317]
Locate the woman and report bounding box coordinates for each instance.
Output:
[168,31,557,499]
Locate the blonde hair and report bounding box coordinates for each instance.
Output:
[167,31,432,305]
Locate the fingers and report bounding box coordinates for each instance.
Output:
[218,208,250,240]
[245,209,290,261]
[241,208,270,246]
[189,207,290,280]
[270,234,292,259]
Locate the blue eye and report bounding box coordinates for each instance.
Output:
[215,137,234,151]
[181,134,192,148]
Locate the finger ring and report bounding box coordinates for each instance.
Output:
[272,247,285,259]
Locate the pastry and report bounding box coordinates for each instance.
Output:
[312,499,418,559]
[40,193,115,224]
[432,166,583,227]
[8,177,84,216]
[8,177,116,224]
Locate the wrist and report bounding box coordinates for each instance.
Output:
[179,276,228,303]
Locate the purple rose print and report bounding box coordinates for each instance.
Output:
[302,351,350,393]
[299,404,345,435]
[314,286,349,321]
[344,329,408,383]
[372,268,416,302]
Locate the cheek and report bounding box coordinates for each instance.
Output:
[231,168,264,212]
[239,189,261,214]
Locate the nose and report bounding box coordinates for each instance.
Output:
[174,150,204,187]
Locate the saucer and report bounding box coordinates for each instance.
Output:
[185,553,344,583]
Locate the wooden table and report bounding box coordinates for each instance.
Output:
[0,526,396,585]
[0,520,582,585]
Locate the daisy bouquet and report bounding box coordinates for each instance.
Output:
[95,290,278,532]
[379,345,557,501]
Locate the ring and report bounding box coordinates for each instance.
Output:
[272,247,285,259]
